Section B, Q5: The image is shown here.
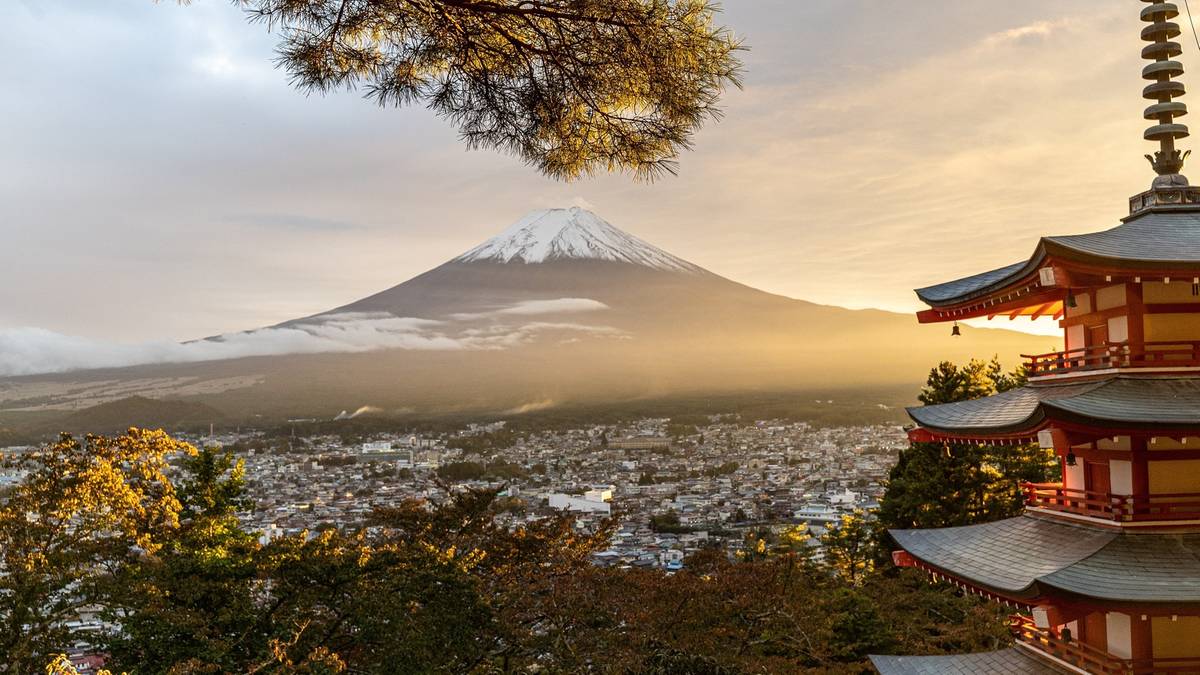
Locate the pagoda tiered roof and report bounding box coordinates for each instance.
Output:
[877,2,1200,672]
[915,210,1200,322]
[907,376,1200,441]
[891,515,1200,604]
[870,648,1065,675]
[1045,210,1200,266]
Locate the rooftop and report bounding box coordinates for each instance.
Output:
[915,210,1200,312]
[891,515,1200,603]
[870,648,1065,675]
[906,376,1200,439]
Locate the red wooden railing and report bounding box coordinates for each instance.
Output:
[1024,483,1200,522]
[1011,615,1200,674]
[1024,483,1123,519]
[1025,341,1200,376]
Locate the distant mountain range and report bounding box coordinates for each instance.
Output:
[0,208,1055,432]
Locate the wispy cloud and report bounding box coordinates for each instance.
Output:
[334,405,383,420]
[0,303,625,376]
[503,399,557,415]
[983,20,1067,47]
[449,298,610,321]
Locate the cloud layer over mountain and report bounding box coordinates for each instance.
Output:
[0,299,616,376]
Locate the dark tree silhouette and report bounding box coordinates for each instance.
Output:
[209,0,743,180]
[879,358,1055,530]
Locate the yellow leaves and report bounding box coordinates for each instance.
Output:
[417,541,488,572]
[22,550,49,573]
[459,547,487,571]
[2,428,197,602]
[45,654,125,675]
[269,635,347,673]
[777,524,811,549]
[45,655,79,675]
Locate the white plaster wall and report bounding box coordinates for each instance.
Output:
[1065,458,1086,491]
[1110,460,1133,496]
[1067,324,1086,351]
[1107,612,1133,659]
[1108,315,1129,343]
[1067,294,1093,317]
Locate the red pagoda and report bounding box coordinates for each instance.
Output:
[872,2,1200,673]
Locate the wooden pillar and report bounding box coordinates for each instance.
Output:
[1131,612,1154,662]
[1132,436,1151,498]
[1128,282,1147,356]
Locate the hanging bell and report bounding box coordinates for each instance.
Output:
[1066,292,1078,309]
[1066,451,1077,467]
[951,321,962,337]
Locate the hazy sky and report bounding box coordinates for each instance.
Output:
[0,0,1173,342]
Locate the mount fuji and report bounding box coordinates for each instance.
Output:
[455,207,703,272]
[0,208,1049,427]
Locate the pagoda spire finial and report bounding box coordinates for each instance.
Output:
[1141,1,1192,184]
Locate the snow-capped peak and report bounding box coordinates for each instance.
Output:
[454,207,703,273]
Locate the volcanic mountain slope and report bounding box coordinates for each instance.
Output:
[286,207,713,323]
[0,208,1055,424]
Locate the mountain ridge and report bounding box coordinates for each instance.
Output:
[0,208,1058,428]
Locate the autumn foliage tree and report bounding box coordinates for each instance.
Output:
[93,448,614,673]
[254,488,615,671]
[212,0,743,180]
[0,430,192,674]
[102,446,263,672]
[5,428,1012,674]
[820,510,877,586]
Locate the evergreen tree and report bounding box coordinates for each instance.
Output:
[879,357,1055,530]
[917,358,998,405]
[826,588,895,661]
[200,0,743,180]
[103,447,264,672]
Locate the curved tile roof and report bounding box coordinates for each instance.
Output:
[892,516,1200,603]
[890,517,1115,596]
[1045,211,1200,263]
[906,381,1105,435]
[915,261,1030,306]
[870,649,1064,675]
[1040,533,1200,603]
[1048,377,1200,425]
[907,377,1200,436]
[914,210,1200,308]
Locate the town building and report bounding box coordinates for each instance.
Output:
[874,4,1200,672]
[548,491,613,515]
[609,436,671,450]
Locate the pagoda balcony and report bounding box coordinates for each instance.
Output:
[1011,615,1200,674]
[1024,341,1200,379]
[1023,482,1200,523]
